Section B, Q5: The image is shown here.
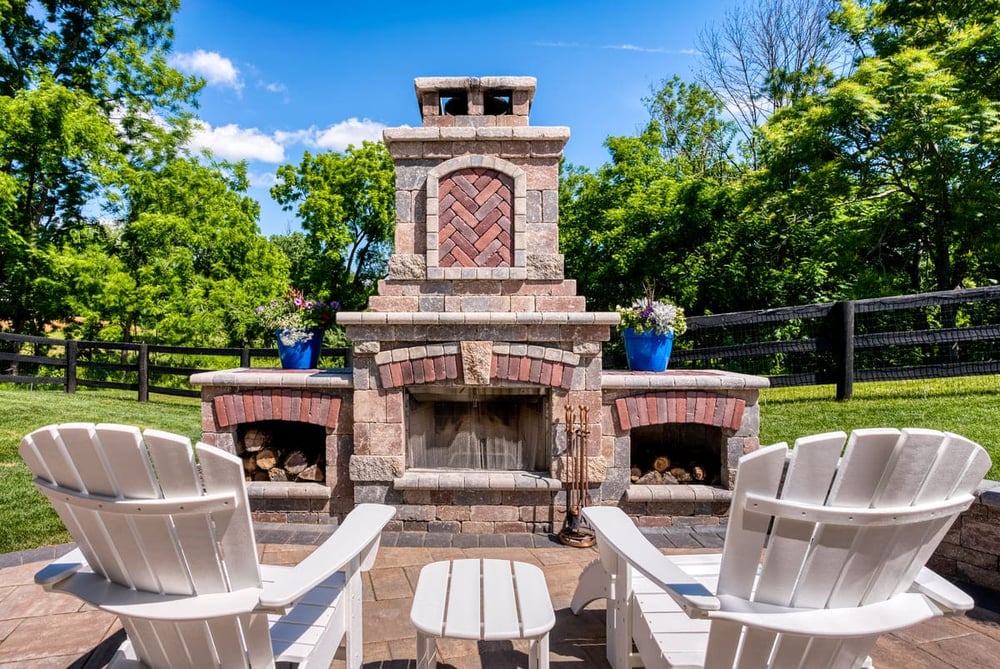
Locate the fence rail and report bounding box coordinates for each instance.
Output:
[0,333,351,401]
[668,286,1000,398]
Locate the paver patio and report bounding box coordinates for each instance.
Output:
[2,525,999,668]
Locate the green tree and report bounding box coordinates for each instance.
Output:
[54,158,288,346]
[271,141,395,310]
[760,0,1000,295]
[0,0,200,333]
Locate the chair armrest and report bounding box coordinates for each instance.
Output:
[34,547,86,588]
[582,506,719,616]
[910,567,975,613]
[51,570,261,620]
[259,503,395,609]
[712,591,946,637]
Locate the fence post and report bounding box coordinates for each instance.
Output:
[834,301,855,400]
[65,340,77,394]
[240,347,251,368]
[138,343,149,402]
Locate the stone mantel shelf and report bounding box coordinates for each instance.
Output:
[189,368,353,389]
[337,311,620,326]
[601,369,771,390]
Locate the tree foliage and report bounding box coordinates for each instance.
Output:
[271,141,395,310]
[761,0,1000,294]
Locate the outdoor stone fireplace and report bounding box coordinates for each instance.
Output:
[190,76,768,532]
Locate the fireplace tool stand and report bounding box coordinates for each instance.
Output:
[558,405,595,547]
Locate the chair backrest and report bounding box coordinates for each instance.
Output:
[20,422,272,666]
[709,427,990,666]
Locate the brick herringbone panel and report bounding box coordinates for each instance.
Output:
[438,168,513,267]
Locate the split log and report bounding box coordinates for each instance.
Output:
[252,471,270,482]
[243,457,258,474]
[652,456,670,473]
[630,466,642,483]
[255,448,277,471]
[296,464,325,482]
[636,470,662,485]
[268,468,288,482]
[243,429,269,452]
[661,471,679,484]
[691,465,706,481]
[283,451,309,476]
[669,467,693,483]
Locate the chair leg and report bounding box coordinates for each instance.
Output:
[416,633,436,669]
[346,570,363,669]
[529,633,550,669]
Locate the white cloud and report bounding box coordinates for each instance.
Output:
[247,171,279,188]
[313,118,387,151]
[263,81,287,94]
[189,122,284,162]
[170,50,243,90]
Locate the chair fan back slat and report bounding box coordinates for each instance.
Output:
[197,442,262,590]
[142,429,230,594]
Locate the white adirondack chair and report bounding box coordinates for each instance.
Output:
[571,428,991,669]
[19,422,396,669]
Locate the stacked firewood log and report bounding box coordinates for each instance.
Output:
[629,455,718,485]
[240,428,325,483]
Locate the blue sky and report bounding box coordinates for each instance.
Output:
[169,1,737,236]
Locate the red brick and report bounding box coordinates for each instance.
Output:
[445,354,459,380]
[238,393,252,423]
[261,393,273,421]
[298,393,310,423]
[390,362,404,387]
[646,395,659,424]
[400,361,415,385]
[423,358,435,383]
[636,395,649,427]
[518,356,532,382]
[281,390,293,422]
[615,399,631,431]
[551,362,564,388]
[314,395,330,427]
[627,398,641,428]
[271,391,282,420]
[252,391,264,423]
[326,398,341,429]
[411,357,425,384]
[433,356,447,382]
[528,357,543,384]
[213,395,230,428]
[378,363,394,389]
[540,360,553,386]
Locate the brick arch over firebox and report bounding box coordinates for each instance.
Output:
[212,390,341,429]
[425,155,526,279]
[374,342,577,390]
[613,391,746,434]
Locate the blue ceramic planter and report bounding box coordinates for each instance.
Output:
[275,327,323,369]
[623,328,674,372]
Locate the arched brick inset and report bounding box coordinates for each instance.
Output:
[438,167,513,268]
[213,390,340,429]
[615,391,745,433]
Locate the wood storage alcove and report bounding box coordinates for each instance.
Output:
[238,420,326,483]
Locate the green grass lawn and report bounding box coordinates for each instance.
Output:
[2,375,999,554]
[0,387,202,554]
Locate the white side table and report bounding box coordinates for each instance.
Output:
[410,558,556,669]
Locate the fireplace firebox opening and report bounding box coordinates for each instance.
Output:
[629,423,723,486]
[406,386,549,472]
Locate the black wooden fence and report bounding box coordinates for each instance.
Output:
[0,333,351,401]
[667,286,1000,399]
[4,286,999,402]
